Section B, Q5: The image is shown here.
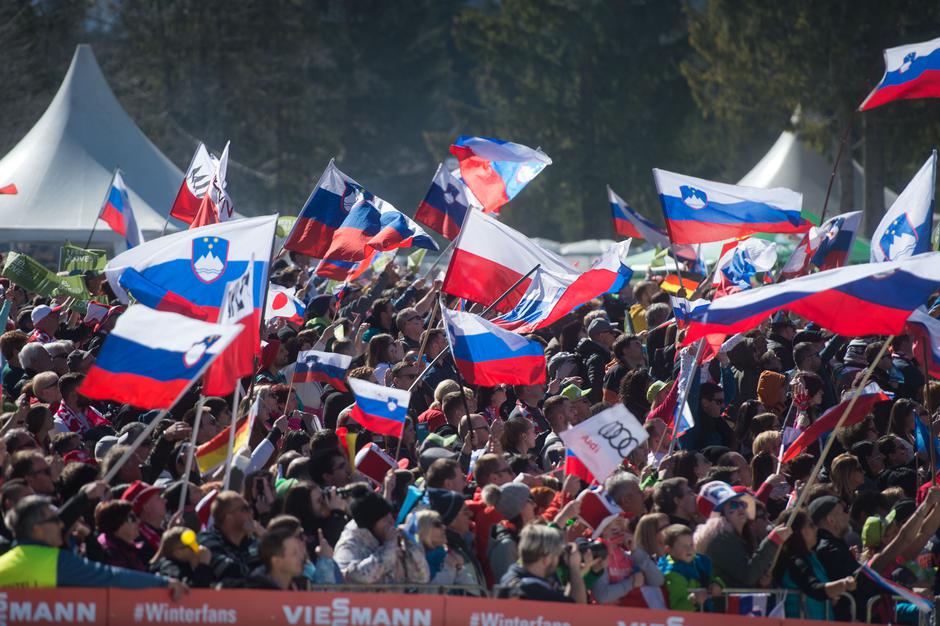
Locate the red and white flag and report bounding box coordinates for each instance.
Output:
[171,142,218,224]
[442,209,575,312]
[203,261,258,396]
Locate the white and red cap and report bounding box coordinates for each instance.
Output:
[697,480,756,519]
[31,304,64,325]
[577,487,624,538]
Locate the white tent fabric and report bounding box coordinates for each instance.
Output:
[737,131,897,218]
[0,44,183,245]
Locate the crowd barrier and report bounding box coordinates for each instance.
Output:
[0,587,882,626]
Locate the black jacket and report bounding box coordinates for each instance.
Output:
[814,528,860,621]
[198,527,260,584]
[496,563,572,603]
[151,557,216,588]
[575,337,610,404]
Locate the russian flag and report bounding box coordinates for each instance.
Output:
[170,142,218,225]
[811,211,862,271]
[871,151,935,263]
[781,385,890,463]
[104,216,276,368]
[906,307,940,378]
[294,350,352,392]
[449,135,551,213]
[653,168,810,244]
[348,378,410,437]
[494,240,633,333]
[366,201,438,253]
[315,257,359,281]
[79,306,242,409]
[564,449,595,484]
[442,208,576,313]
[441,306,546,386]
[265,285,305,325]
[284,160,365,258]
[859,36,940,111]
[415,164,471,240]
[99,170,143,248]
[683,253,940,345]
[608,186,670,247]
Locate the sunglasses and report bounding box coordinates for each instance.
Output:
[726,500,746,511]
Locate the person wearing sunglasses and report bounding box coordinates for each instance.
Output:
[0,495,187,595]
[694,481,792,590]
[93,499,147,571]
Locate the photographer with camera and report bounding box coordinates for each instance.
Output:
[497,524,588,603]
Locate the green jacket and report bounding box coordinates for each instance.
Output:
[660,554,722,612]
[705,529,777,588]
[0,542,168,588]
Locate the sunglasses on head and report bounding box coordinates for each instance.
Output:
[725,500,746,511]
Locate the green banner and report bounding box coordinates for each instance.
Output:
[59,243,108,273]
[407,248,427,274]
[2,252,91,304]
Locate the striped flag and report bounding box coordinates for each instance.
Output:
[861,561,933,613]
[196,396,259,473]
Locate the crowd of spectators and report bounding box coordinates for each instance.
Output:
[0,253,938,623]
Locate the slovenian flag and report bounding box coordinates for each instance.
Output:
[265,285,305,325]
[493,240,633,333]
[196,396,259,474]
[449,136,552,214]
[871,151,935,263]
[79,306,242,409]
[608,186,670,247]
[415,163,471,240]
[99,169,144,248]
[284,160,365,258]
[810,211,863,271]
[348,378,410,437]
[652,168,810,244]
[859,36,940,111]
[293,350,352,392]
[441,306,546,387]
[683,253,940,345]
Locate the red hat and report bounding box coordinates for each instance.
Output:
[260,340,282,371]
[121,480,163,514]
[417,408,447,432]
[62,449,97,467]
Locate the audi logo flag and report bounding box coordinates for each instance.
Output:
[559,403,648,483]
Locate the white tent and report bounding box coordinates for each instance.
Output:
[737,131,897,219]
[0,44,183,246]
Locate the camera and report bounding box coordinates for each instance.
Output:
[574,538,608,561]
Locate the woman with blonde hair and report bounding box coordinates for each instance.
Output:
[414,509,475,586]
[829,453,865,507]
[634,512,670,560]
[150,527,214,587]
[752,430,781,458]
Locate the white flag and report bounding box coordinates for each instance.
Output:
[559,404,648,482]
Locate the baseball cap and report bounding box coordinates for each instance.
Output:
[587,318,617,338]
[67,349,92,371]
[646,380,669,405]
[698,480,756,519]
[31,304,63,325]
[121,480,164,514]
[808,495,841,524]
[560,384,591,402]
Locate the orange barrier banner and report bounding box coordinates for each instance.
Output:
[0,588,799,626]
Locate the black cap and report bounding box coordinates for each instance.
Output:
[808,495,840,524]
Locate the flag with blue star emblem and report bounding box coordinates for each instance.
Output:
[871,151,935,262]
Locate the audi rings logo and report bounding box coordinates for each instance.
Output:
[596,422,640,458]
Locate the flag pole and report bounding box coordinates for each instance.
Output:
[922,342,937,484]
[769,336,893,572]
[414,298,442,366]
[407,264,541,394]
[86,168,118,250]
[222,382,244,491]
[419,239,456,282]
[817,113,855,224]
[177,396,207,516]
[665,338,705,457]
